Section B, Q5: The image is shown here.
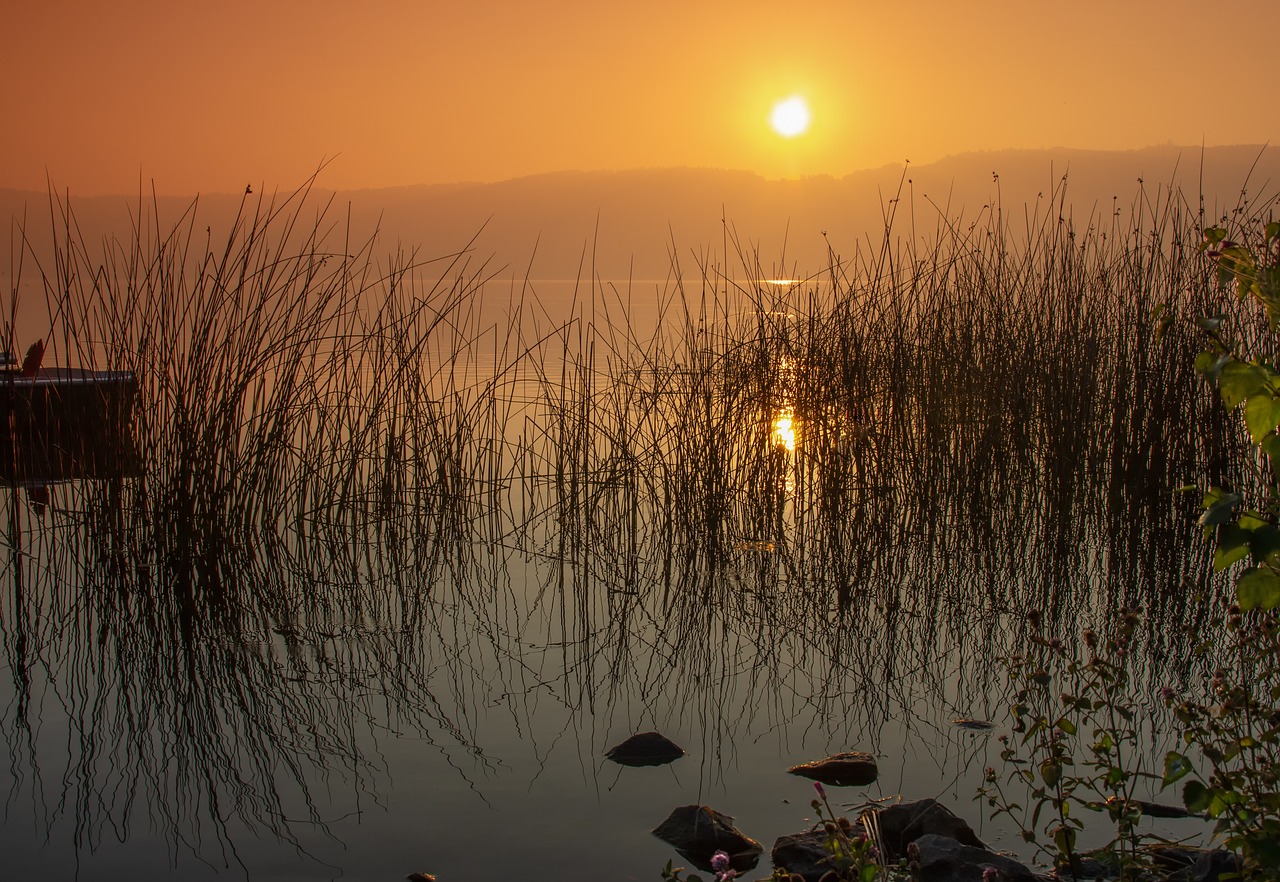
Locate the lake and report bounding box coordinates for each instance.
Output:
[0,192,1253,881]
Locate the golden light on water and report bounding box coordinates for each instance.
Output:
[770,97,811,138]
[772,411,797,452]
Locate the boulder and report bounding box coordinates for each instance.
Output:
[605,731,685,767]
[652,805,763,872]
[1052,855,1116,881]
[874,799,986,862]
[1165,847,1244,882]
[906,834,1036,882]
[771,825,853,882]
[787,751,878,786]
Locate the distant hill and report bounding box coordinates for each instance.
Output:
[4,145,1278,285]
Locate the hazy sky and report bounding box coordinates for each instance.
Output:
[5,0,1277,195]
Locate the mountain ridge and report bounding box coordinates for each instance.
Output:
[4,145,1277,281]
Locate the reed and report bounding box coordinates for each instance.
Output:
[0,170,1274,873]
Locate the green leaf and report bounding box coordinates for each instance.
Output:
[1040,760,1062,788]
[1055,717,1077,736]
[1239,512,1272,531]
[1220,361,1266,409]
[1199,490,1244,528]
[1051,824,1076,857]
[1238,566,1280,611]
[1184,780,1211,814]
[1262,433,1280,462]
[1197,350,1232,382]
[1244,392,1280,442]
[1214,523,1252,571]
[1162,751,1193,787]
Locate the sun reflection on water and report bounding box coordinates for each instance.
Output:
[772,410,797,452]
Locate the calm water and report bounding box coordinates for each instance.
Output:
[0,273,1238,881]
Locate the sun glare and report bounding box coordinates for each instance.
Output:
[770,97,810,138]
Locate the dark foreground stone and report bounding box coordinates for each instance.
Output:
[1057,845,1244,882]
[652,804,763,872]
[874,798,986,863]
[605,731,685,766]
[771,823,857,882]
[1168,848,1244,882]
[907,834,1037,882]
[787,751,878,786]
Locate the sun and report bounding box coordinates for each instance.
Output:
[770,96,811,138]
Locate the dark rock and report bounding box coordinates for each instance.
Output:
[1106,796,1205,820]
[1058,845,1243,882]
[405,874,437,882]
[906,834,1036,882]
[787,751,878,786]
[1145,844,1199,874]
[951,719,995,731]
[652,804,763,872]
[771,825,848,882]
[874,799,986,863]
[605,731,685,767]
[1053,855,1116,881]
[1167,848,1244,882]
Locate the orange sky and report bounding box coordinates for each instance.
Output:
[4,0,1277,196]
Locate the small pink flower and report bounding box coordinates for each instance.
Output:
[711,851,731,873]
[813,781,826,799]
[982,867,1001,882]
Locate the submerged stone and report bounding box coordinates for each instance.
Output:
[787,751,878,786]
[605,731,685,767]
[652,804,763,872]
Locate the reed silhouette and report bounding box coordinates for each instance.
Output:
[0,170,1273,877]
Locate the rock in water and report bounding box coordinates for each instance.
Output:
[907,834,1036,882]
[652,805,763,872]
[605,731,685,767]
[772,825,853,882]
[875,798,986,862]
[786,751,878,786]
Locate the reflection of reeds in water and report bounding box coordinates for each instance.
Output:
[1,181,526,868]
[0,174,1274,871]
[517,180,1270,755]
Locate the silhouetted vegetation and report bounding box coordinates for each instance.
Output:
[1,171,1276,877]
